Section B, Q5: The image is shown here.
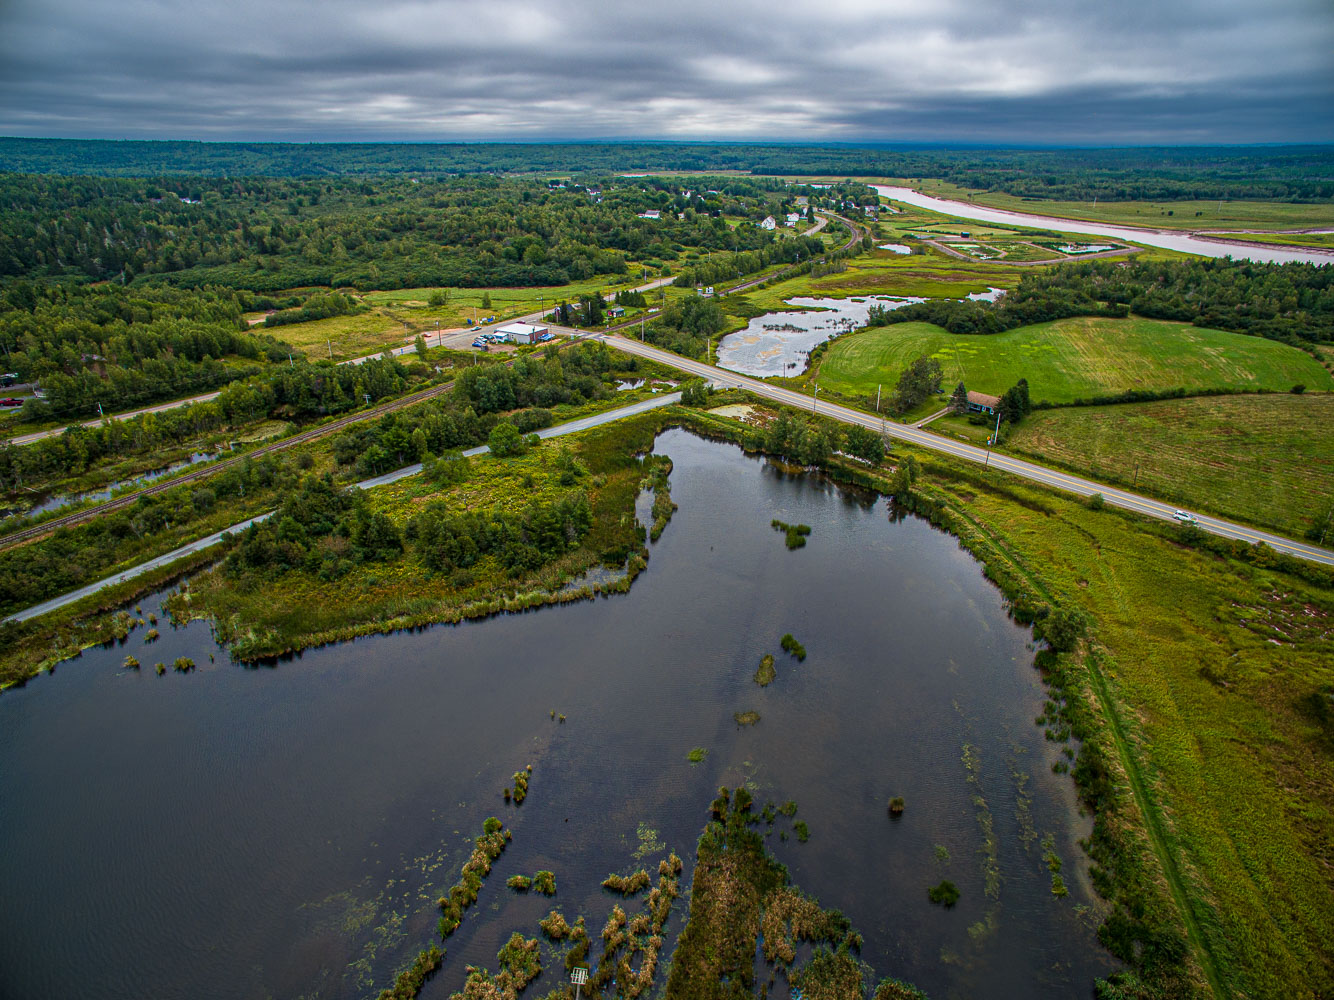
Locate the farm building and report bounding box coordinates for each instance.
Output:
[637,210,662,220]
[496,322,549,345]
[966,391,1000,415]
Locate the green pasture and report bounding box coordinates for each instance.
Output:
[1209,231,1334,250]
[814,316,1332,404]
[1005,393,1334,539]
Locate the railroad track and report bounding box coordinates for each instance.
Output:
[0,380,459,551]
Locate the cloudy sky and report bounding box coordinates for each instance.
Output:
[1,0,1332,144]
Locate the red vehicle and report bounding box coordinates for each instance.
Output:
[0,397,24,407]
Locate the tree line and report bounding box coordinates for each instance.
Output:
[878,257,1334,347]
[4,138,1329,201]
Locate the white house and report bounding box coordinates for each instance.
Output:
[760,216,777,230]
[637,210,662,220]
[785,213,801,226]
[496,322,549,345]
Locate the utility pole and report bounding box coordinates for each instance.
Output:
[812,384,819,414]
[328,339,333,360]
[875,384,881,413]
[984,408,1001,468]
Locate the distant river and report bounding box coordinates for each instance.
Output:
[875,186,1334,265]
[0,430,1116,1000]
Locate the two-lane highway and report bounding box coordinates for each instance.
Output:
[582,329,1334,567]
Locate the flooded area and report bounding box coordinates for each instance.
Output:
[0,429,1116,1000]
[717,296,925,377]
[875,186,1334,265]
[878,243,912,254]
[3,451,219,521]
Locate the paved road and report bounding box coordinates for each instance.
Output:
[576,329,1334,567]
[5,391,682,624]
[5,390,227,446]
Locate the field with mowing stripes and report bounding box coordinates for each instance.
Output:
[1005,393,1334,539]
[815,316,1332,404]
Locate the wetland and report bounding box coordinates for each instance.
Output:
[0,428,1117,999]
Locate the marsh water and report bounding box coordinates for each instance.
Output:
[717,296,925,377]
[0,429,1116,999]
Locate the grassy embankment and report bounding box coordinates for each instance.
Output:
[812,316,1331,405]
[1000,393,1334,540]
[1207,232,1334,250]
[912,448,1334,999]
[869,177,1334,232]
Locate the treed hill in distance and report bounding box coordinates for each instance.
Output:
[2,138,1332,201]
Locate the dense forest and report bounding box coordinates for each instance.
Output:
[0,282,298,417]
[2,138,1331,201]
[0,173,828,290]
[880,258,1334,346]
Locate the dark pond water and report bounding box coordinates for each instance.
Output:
[0,429,1116,1000]
[2,451,219,522]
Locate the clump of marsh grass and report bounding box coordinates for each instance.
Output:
[507,874,533,891]
[602,870,652,894]
[688,747,707,764]
[793,821,810,843]
[888,796,905,818]
[734,711,761,726]
[123,655,140,670]
[771,519,812,549]
[754,653,776,686]
[532,870,556,895]
[780,633,806,661]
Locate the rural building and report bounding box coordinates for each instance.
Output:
[966,391,1000,415]
[786,213,801,226]
[637,210,661,220]
[607,306,625,319]
[760,216,777,230]
[496,322,549,345]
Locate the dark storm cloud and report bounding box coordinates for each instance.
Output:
[1,0,1331,142]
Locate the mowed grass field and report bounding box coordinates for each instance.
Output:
[816,316,1333,404]
[1007,393,1334,538]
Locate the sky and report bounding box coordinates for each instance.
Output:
[1,0,1332,144]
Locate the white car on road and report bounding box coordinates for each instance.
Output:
[1173,510,1197,525]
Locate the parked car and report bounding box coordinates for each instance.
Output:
[1173,510,1197,525]
[0,397,24,407]
[472,339,486,348]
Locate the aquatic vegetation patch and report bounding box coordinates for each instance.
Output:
[507,875,532,892]
[687,747,707,764]
[874,978,930,1000]
[437,817,510,939]
[508,765,532,805]
[539,910,571,940]
[771,518,812,549]
[602,870,652,895]
[928,880,961,907]
[734,710,761,726]
[754,652,777,686]
[643,458,676,542]
[794,820,811,843]
[664,789,903,1000]
[888,796,905,817]
[122,655,139,669]
[375,944,443,1000]
[780,633,807,661]
[449,932,540,1000]
[172,656,196,672]
[532,871,556,896]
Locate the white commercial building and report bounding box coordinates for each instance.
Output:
[496,322,549,345]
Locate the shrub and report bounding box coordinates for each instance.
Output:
[928,880,960,907]
[754,654,776,686]
[173,657,195,672]
[532,871,556,895]
[1088,492,1105,510]
[507,874,532,891]
[123,655,140,669]
[780,633,807,661]
[794,821,810,843]
[888,796,905,817]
